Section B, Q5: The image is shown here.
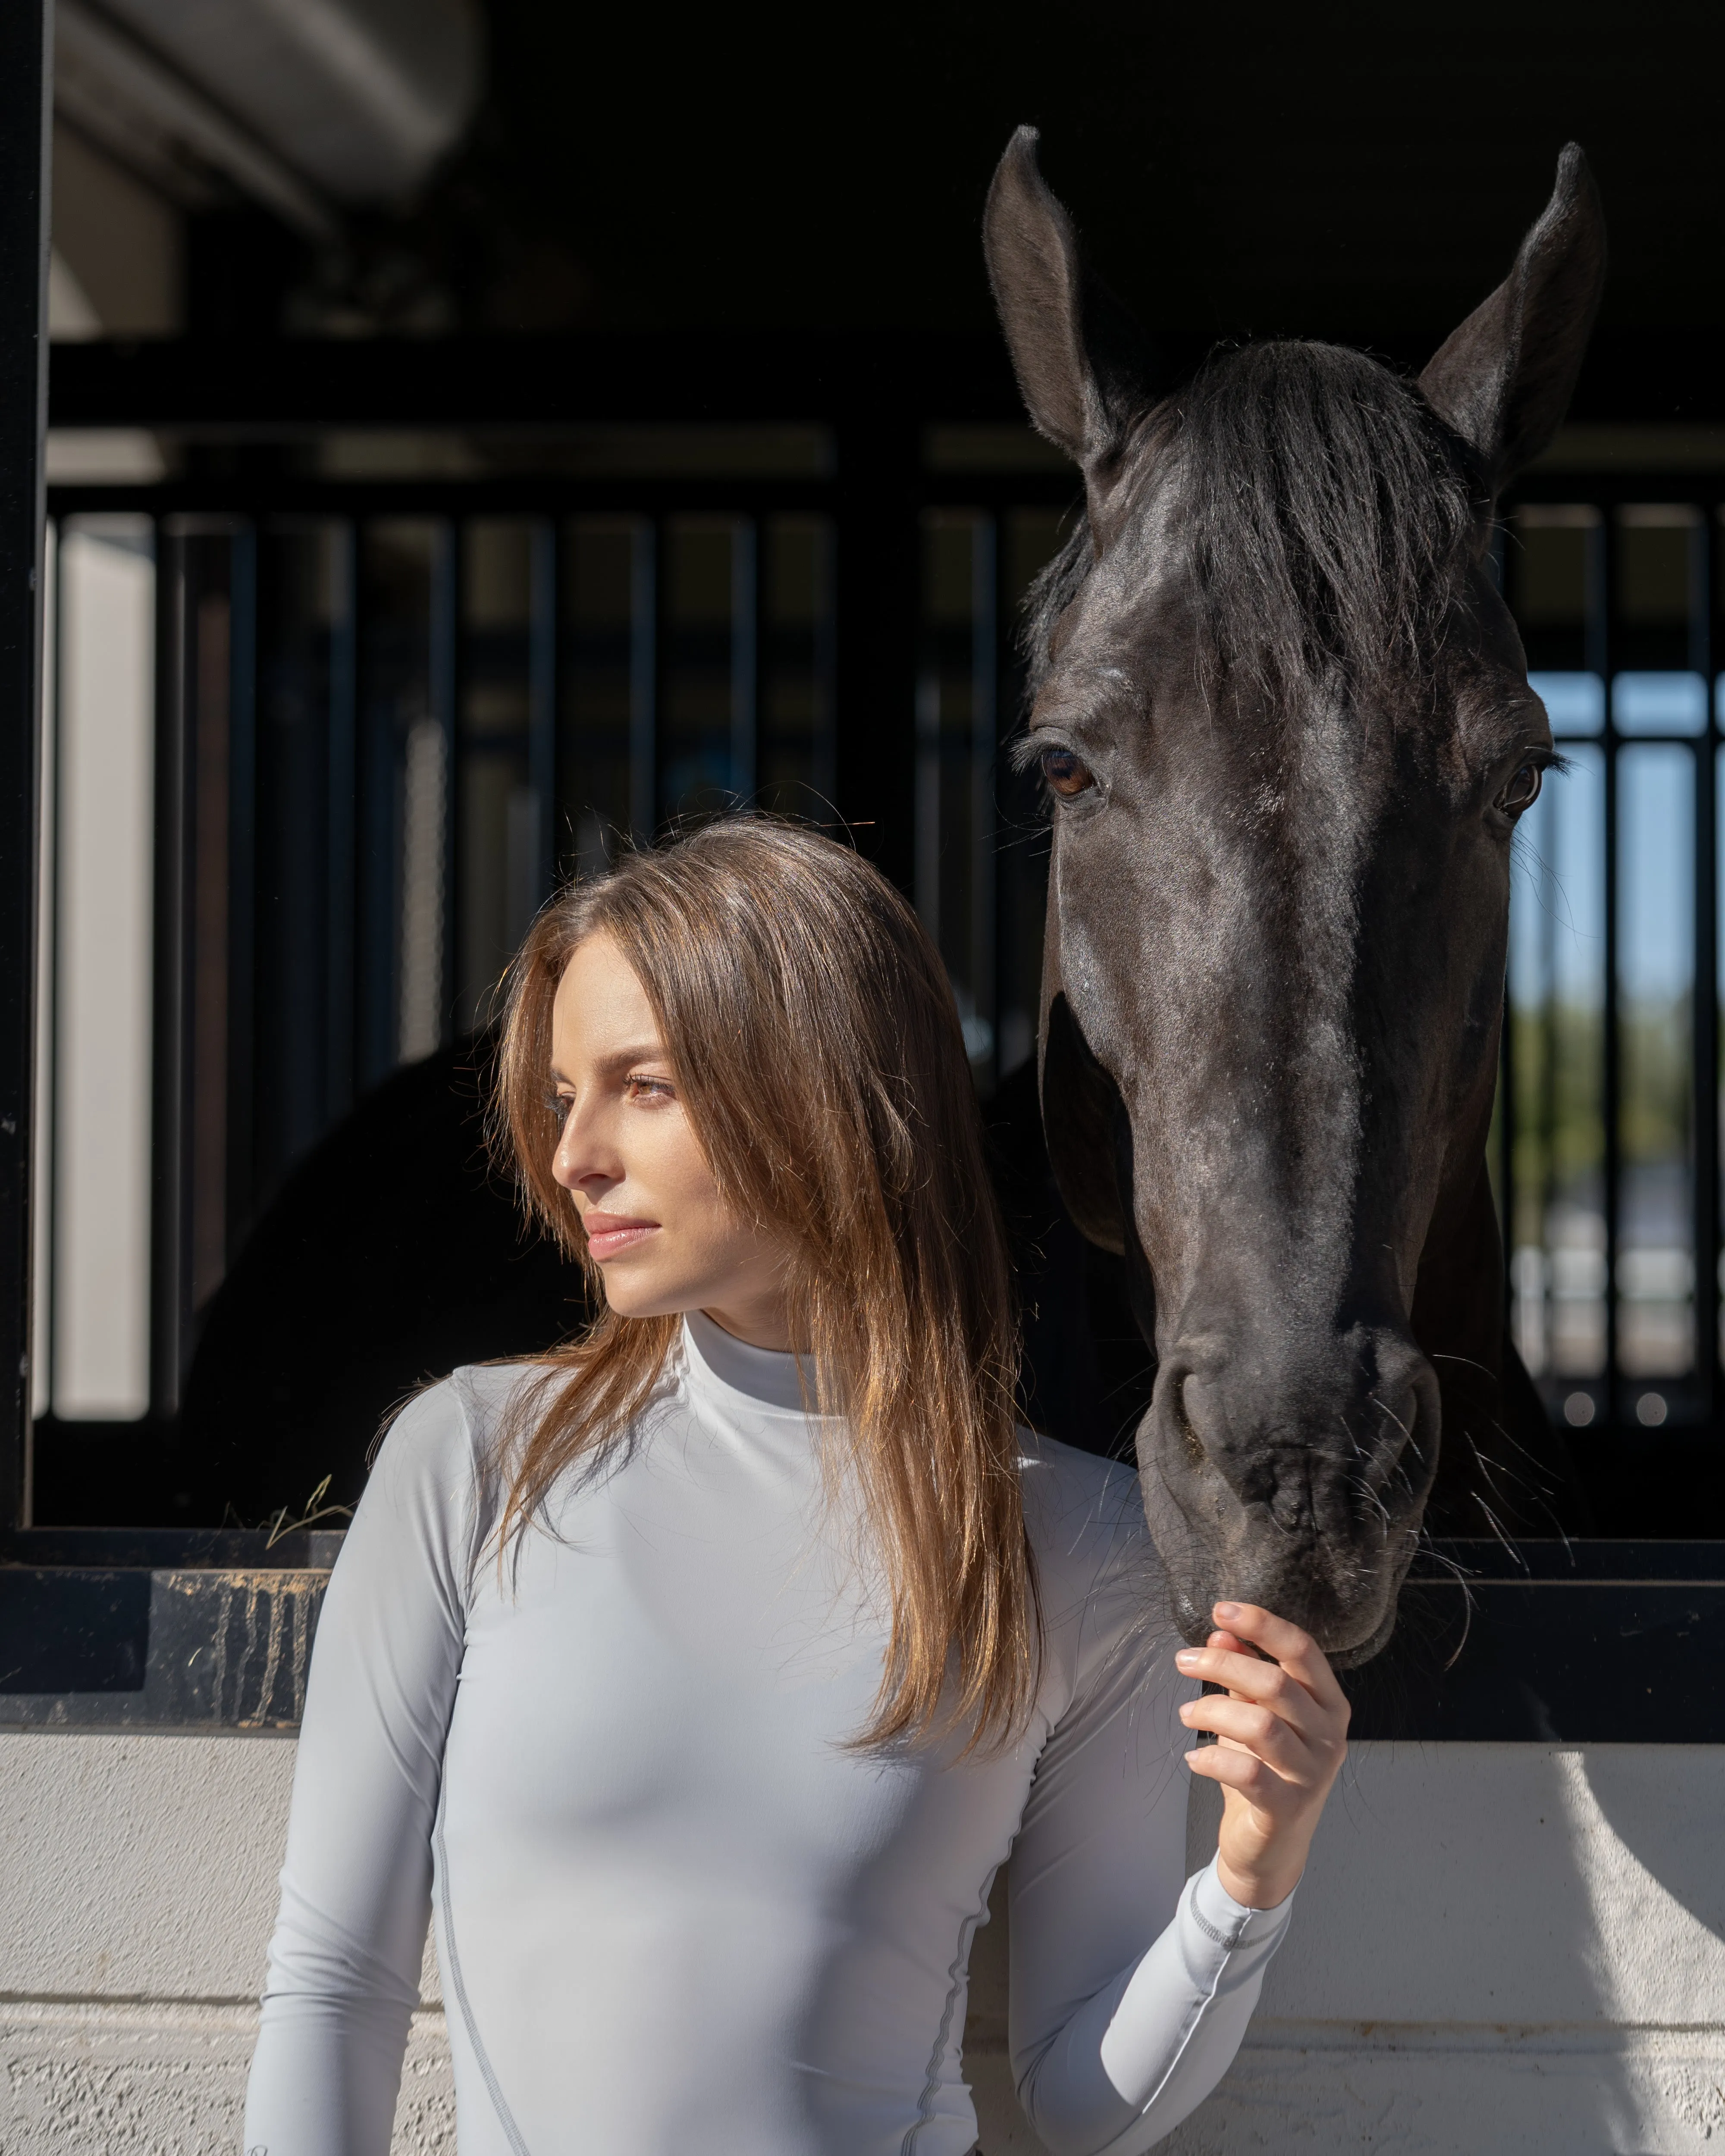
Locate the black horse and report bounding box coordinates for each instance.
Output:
[984,130,1604,1661]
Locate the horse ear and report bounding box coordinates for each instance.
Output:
[984,126,1156,468]
[1418,144,1606,497]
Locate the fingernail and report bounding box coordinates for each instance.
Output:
[1215,1601,1241,1620]
[1175,1648,1198,1666]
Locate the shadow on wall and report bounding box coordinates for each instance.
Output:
[1143,1744,1725,2155]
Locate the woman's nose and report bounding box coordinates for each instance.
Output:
[552,1106,615,1192]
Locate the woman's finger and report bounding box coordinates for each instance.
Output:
[1182,1739,1291,1804]
[1175,1644,1326,1740]
[1210,1602,1349,1715]
[1178,1694,1317,1783]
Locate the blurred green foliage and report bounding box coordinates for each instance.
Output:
[1505,997,1692,1251]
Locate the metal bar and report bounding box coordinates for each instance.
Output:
[45,331,1038,434]
[528,518,558,901]
[630,521,659,842]
[812,516,838,818]
[30,520,57,1462]
[1598,513,1620,1428]
[0,0,50,1528]
[1695,510,1719,1426]
[325,521,358,1122]
[42,475,1082,524]
[913,516,939,946]
[225,526,259,1269]
[1537,804,1559,1392]
[47,327,1725,438]
[731,518,759,804]
[431,520,459,1045]
[355,523,398,1092]
[149,526,188,1420]
[1498,988,1515,1300]
[993,505,1017,1087]
[971,513,999,1090]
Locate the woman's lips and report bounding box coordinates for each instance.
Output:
[583,1213,660,1262]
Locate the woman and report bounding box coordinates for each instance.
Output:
[244,818,1348,2156]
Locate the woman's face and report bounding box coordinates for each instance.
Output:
[549,933,795,1349]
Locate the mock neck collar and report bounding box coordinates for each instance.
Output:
[682,1309,817,1416]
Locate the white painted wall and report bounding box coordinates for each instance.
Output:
[0,1733,1719,2153]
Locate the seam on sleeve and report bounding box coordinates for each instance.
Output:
[1060,1871,1248,2156]
[436,1811,535,2156]
[1186,1903,1241,1952]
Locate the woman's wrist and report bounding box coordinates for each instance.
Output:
[1215,1849,1303,1912]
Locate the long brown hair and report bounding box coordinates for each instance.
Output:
[490,817,1037,1752]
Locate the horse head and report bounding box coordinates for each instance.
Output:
[985,131,1606,1663]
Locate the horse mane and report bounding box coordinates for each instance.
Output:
[1021,340,1478,712]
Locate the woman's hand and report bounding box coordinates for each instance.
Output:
[1176,1602,1349,1911]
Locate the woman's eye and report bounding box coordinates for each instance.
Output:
[625,1075,674,1102]
[1040,746,1095,799]
[1498,762,1543,816]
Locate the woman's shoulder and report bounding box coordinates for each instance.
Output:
[367,1360,555,1514]
[353,1361,562,1595]
[1016,1428,1157,1578]
[1018,1431,1175,1703]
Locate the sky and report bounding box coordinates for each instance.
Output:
[1510,673,1710,1010]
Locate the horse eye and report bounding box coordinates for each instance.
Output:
[1040,746,1095,799]
[1499,762,1543,816]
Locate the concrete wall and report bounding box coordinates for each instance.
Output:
[1,1733,1720,2153]
[0,1732,452,2154]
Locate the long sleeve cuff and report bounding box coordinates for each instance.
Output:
[1186,1853,1296,1956]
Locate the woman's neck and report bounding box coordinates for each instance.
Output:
[697,1297,797,1353]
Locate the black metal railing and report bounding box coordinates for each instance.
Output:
[1501,472,1725,1449]
[23,337,1725,1530]
[35,456,1073,1447]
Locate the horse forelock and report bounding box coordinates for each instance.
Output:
[1020,339,1479,722]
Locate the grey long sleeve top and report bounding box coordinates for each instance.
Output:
[244,1313,1291,2156]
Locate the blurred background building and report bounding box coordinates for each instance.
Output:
[28,0,1725,1530]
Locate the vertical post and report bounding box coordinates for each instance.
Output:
[432,520,458,1043]
[325,520,358,1123]
[834,412,921,899]
[731,517,759,804]
[225,525,258,1271]
[811,516,838,818]
[992,495,1022,1082]
[971,512,998,1090]
[1596,511,1620,1430]
[1498,990,1515,1275]
[151,527,187,1417]
[630,520,658,841]
[0,0,51,1528]
[528,517,558,896]
[1693,507,1718,1427]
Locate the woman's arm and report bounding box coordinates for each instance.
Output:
[242,1381,480,2156]
[1008,1598,1346,2156]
